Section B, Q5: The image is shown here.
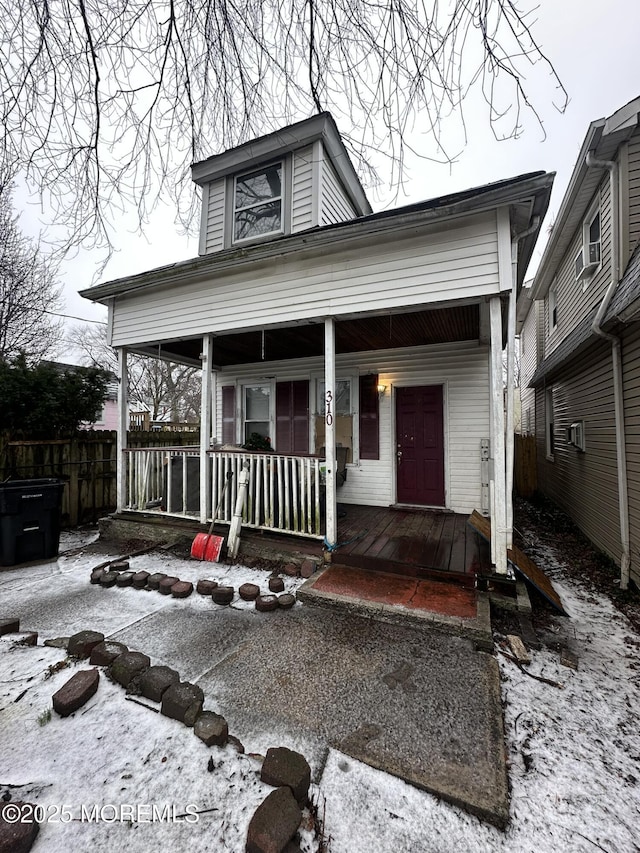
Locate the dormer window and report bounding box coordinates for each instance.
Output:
[233,162,283,243]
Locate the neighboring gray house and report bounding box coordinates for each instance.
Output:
[521,95,640,589]
[81,113,552,575]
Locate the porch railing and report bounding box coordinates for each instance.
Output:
[123,447,324,539]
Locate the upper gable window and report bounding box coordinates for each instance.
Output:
[233,163,283,243]
[575,201,601,283]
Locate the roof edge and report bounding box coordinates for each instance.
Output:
[81,170,553,304]
[532,95,640,301]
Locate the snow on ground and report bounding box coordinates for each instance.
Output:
[320,548,640,853]
[1,528,640,852]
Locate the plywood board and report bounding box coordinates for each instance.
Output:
[467,510,567,615]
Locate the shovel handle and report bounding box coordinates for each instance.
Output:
[206,470,234,536]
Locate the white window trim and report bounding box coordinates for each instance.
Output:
[232,161,284,246]
[575,196,602,286]
[239,379,275,446]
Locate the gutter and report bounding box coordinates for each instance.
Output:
[586,151,631,590]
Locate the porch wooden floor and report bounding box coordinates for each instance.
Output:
[333,505,491,588]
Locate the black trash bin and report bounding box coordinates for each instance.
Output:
[0,479,65,566]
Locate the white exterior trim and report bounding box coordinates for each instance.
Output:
[497,206,513,292]
[324,318,337,546]
[199,335,214,522]
[312,139,322,228]
[198,183,210,256]
[116,348,128,513]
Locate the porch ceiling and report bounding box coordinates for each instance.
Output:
[139,303,480,367]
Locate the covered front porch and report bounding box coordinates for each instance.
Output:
[115,445,491,585]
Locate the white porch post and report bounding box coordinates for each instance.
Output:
[489,297,508,574]
[504,241,518,550]
[199,334,214,523]
[324,317,337,549]
[116,347,128,513]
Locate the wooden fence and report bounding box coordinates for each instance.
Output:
[0,431,199,527]
[514,433,537,499]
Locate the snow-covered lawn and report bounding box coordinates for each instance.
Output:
[1,526,640,851]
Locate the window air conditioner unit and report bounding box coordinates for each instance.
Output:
[576,243,600,280]
[567,421,585,452]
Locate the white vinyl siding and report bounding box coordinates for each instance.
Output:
[321,156,358,225]
[291,145,315,232]
[214,341,489,515]
[203,179,225,254]
[110,212,499,346]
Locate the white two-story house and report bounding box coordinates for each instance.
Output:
[81,112,552,577]
[520,96,640,589]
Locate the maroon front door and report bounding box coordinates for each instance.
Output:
[395,385,445,506]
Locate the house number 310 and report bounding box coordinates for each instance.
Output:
[325,390,333,426]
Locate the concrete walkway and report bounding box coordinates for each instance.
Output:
[0,546,508,827]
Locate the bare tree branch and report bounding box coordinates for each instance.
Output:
[69,321,200,421]
[0,184,63,361]
[0,0,567,259]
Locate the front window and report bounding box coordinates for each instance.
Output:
[234,163,282,242]
[314,377,355,463]
[316,379,352,416]
[244,385,271,444]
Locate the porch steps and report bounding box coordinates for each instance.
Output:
[331,551,476,588]
[330,508,487,588]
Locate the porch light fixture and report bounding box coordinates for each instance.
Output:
[377,383,387,396]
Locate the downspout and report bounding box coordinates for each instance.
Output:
[506,216,540,548]
[586,151,631,590]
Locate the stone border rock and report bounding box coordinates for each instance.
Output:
[57,624,314,851]
[87,562,308,619]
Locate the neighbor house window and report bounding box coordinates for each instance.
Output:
[233,163,283,242]
[243,385,271,443]
[545,387,555,460]
[575,199,601,282]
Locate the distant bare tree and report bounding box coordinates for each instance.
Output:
[69,322,200,422]
[0,0,567,257]
[0,186,62,361]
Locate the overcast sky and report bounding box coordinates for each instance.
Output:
[14,0,640,345]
